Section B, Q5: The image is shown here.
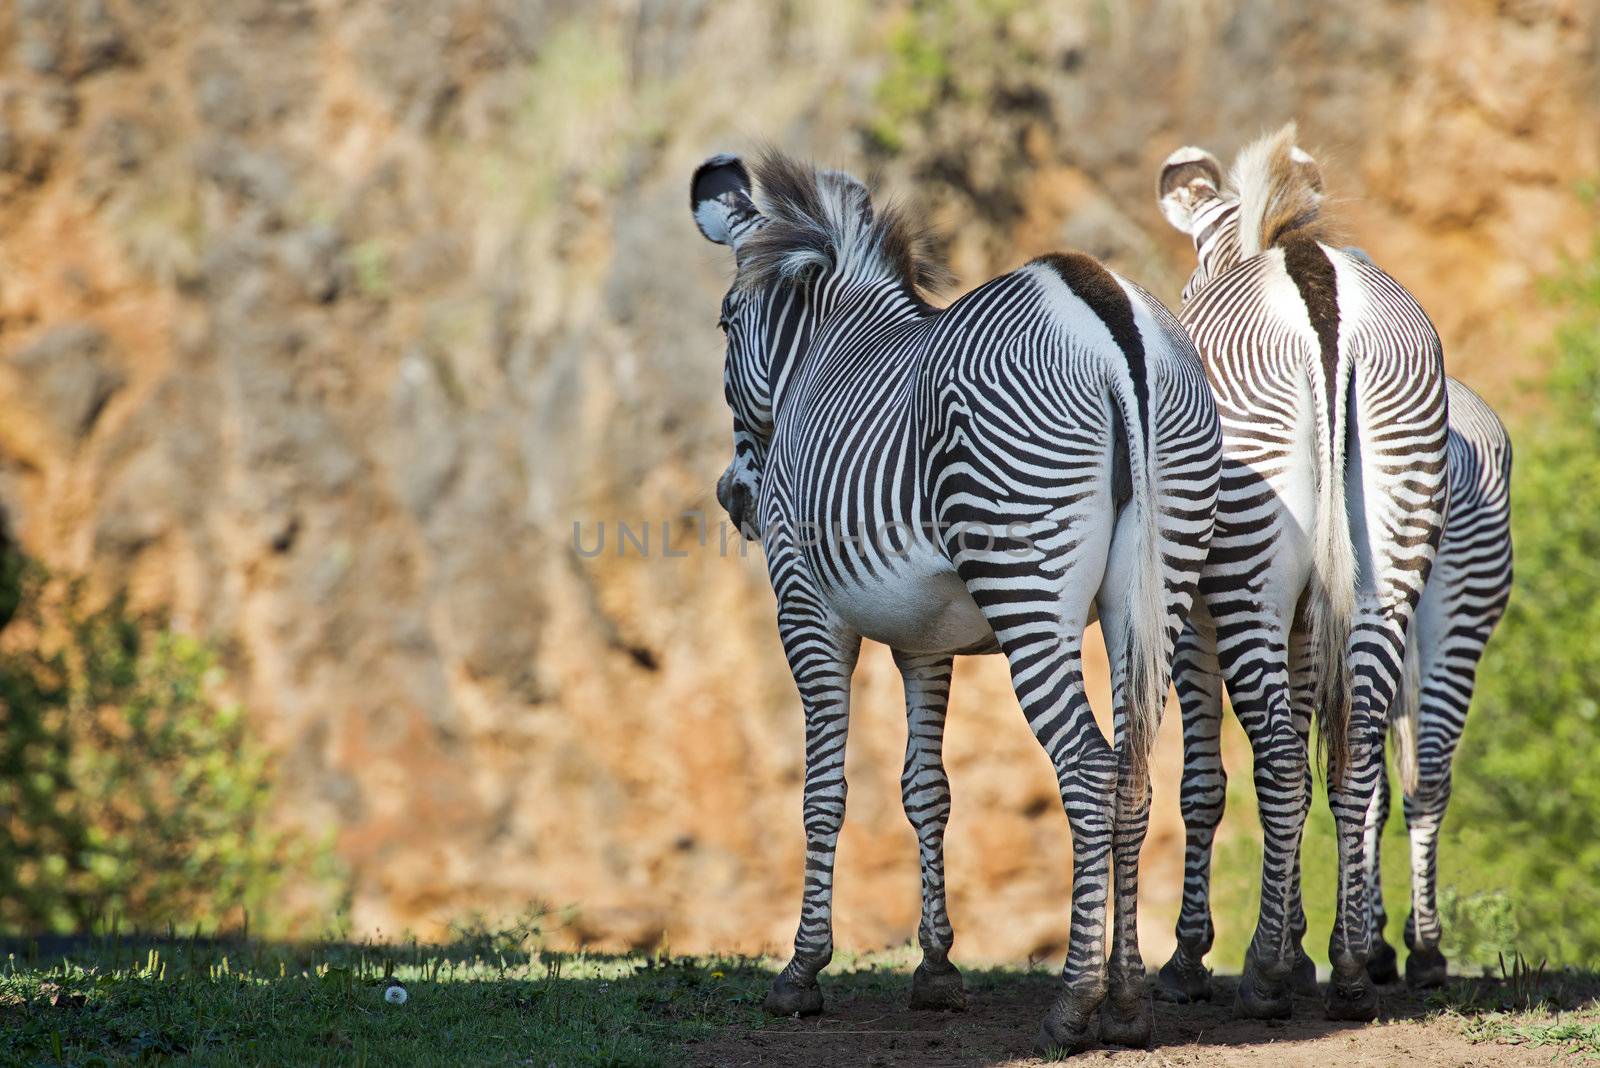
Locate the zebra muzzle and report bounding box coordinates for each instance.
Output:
[716,469,756,538]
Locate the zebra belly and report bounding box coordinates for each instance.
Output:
[824,549,997,655]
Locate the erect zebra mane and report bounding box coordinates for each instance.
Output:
[1231,122,1336,258]
[735,150,953,298]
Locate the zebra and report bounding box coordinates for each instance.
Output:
[1157,374,1512,999]
[1363,378,1512,987]
[1146,124,1450,1021]
[690,149,1221,1053]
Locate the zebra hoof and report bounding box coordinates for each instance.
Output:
[763,972,823,1017]
[1154,947,1212,1003]
[1034,984,1105,1056]
[1235,959,1294,1020]
[1324,966,1379,1021]
[1291,947,1321,996]
[1367,939,1401,985]
[1098,987,1153,1048]
[909,960,966,1011]
[1405,946,1448,989]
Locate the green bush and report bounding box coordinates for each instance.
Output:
[0,553,315,935]
[1444,232,1600,967]
[863,0,1043,155]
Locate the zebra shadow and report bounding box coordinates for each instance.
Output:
[696,961,1600,1065]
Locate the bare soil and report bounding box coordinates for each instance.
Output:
[695,974,1582,1067]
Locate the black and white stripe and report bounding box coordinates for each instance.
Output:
[1163,377,1511,994]
[691,151,1220,1053]
[1150,127,1449,1021]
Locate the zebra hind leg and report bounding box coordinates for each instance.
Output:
[1399,618,1488,990]
[1324,605,1426,1020]
[1101,761,1154,1047]
[1210,602,1308,1019]
[940,446,1117,1053]
[1364,762,1402,984]
[1324,708,1387,1020]
[987,627,1115,1056]
[893,651,965,1012]
[1156,622,1225,1004]
[1402,749,1456,989]
[1284,784,1322,996]
[1235,708,1310,1021]
[1285,631,1321,997]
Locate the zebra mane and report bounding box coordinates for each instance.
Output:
[736,151,952,297]
[1231,123,1334,258]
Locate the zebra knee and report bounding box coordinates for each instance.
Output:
[1059,754,1117,831]
[1184,783,1228,844]
[801,788,848,844]
[1404,772,1452,827]
[1251,738,1307,807]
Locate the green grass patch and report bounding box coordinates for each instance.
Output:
[1428,960,1600,1058]
[0,934,1066,1067]
[0,933,776,1067]
[1460,1014,1600,1056]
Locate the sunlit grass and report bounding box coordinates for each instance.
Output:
[3,929,1597,1066]
[0,931,775,1067]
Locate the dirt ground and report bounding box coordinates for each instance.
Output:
[694,974,1583,1067]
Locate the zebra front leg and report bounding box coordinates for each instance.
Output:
[1156,621,1225,1004]
[1365,760,1401,984]
[893,650,965,1011]
[764,610,862,1018]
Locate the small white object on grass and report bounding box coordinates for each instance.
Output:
[384,983,409,1005]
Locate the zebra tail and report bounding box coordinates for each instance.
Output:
[1110,372,1167,799]
[1309,360,1357,788]
[1389,619,1423,797]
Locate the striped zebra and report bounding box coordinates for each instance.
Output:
[1363,378,1512,987]
[1158,374,1512,999]
[691,150,1220,1052]
[1147,125,1450,1021]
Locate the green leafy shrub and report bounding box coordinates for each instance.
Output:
[1443,231,1600,967]
[0,553,319,934]
[1438,889,1522,968]
[864,0,1044,155]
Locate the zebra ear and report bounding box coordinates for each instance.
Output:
[691,153,759,248]
[1158,146,1223,234]
[1290,144,1325,194]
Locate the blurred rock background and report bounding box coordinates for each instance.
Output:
[0,0,1595,961]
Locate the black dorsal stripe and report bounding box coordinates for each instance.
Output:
[1280,235,1341,429]
[1033,252,1149,433]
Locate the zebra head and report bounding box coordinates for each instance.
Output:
[1157,146,1232,304]
[692,152,787,539]
[1158,135,1326,304]
[692,151,949,539]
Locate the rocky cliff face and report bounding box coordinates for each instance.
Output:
[0,0,1595,959]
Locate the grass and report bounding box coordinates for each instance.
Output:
[0,933,1035,1067]
[1429,958,1600,1059]
[0,931,778,1067]
[2,932,1597,1067]
[1461,1014,1600,1056]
